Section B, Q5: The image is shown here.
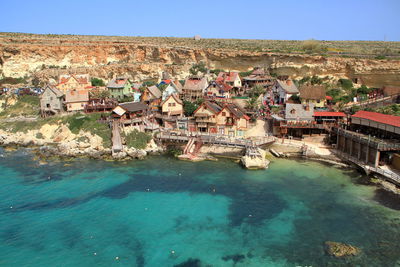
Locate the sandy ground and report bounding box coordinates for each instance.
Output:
[245,119,267,137]
[274,135,333,156]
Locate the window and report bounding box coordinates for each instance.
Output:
[50,97,53,101]
[222,112,226,116]
[290,109,296,114]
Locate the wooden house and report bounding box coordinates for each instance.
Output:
[193,101,222,133]
[56,74,91,94]
[299,85,326,108]
[161,81,183,100]
[215,103,250,137]
[161,94,183,117]
[217,72,242,89]
[112,102,149,127]
[205,80,232,99]
[65,89,89,112]
[280,103,316,138]
[243,68,274,88]
[40,85,64,115]
[107,77,132,99]
[271,79,299,104]
[141,85,162,111]
[182,76,209,101]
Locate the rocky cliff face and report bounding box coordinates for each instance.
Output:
[1,35,400,87]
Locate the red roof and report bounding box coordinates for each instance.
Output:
[326,95,333,100]
[314,111,345,117]
[352,110,400,127]
[217,72,239,83]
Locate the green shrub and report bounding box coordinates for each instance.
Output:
[0,77,27,85]
[0,95,40,118]
[64,113,112,147]
[91,78,105,86]
[301,39,327,53]
[189,62,208,75]
[338,79,353,90]
[183,100,198,116]
[125,130,152,149]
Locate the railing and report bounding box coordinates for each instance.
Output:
[156,130,276,148]
[195,118,217,123]
[334,150,400,184]
[336,128,400,151]
[344,93,400,109]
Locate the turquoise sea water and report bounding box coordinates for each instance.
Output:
[0,148,400,267]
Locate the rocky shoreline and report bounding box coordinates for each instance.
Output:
[1,126,399,197]
[0,124,164,161]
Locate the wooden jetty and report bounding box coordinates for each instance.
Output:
[112,120,123,153]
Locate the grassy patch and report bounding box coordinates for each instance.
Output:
[124,130,152,149]
[0,112,112,147]
[63,113,112,147]
[0,95,40,118]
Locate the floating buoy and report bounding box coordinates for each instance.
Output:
[178,173,181,176]
[115,256,119,260]
[171,250,175,254]
[93,252,97,256]
[48,176,51,180]
[146,188,150,191]
[10,206,13,209]
[248,214,252,217]
[212,188,216,193]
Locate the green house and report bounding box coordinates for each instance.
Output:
[107,77,132,99]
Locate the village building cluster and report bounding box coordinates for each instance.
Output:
[36,68,400,143]
[1,63,399,174]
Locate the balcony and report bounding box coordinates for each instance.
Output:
[195,117,217,123]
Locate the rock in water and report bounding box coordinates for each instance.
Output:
[241,148,269,169]
[325,241,361,257]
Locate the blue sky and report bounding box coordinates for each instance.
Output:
[1,0,400,41]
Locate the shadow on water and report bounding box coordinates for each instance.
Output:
[8,170,287,227]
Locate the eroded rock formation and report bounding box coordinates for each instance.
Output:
[1,34,400,87]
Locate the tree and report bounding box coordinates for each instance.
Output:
[183,100,198,116]
[246,96,260,111]
[338,79,353,90]
[142,81,157,87]
[91,78,105,86]
[189,62,208,76]
[249,85,264,98]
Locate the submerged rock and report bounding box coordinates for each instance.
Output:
[325,241,361,257]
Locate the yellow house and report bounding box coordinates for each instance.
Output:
[161,94,183,116]
[57,74,91,94]
[65,89,89,112]
[216,104,249,136]
[299,85,327,108]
